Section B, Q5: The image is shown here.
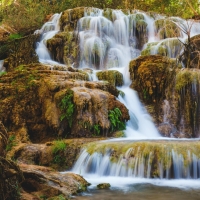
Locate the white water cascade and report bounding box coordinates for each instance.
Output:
[35,13,62,65]
[35,8,200,186]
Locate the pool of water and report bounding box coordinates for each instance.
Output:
[69,176,200,200]
[73,182,200,200]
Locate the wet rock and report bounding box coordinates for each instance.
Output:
[97,183,111,189]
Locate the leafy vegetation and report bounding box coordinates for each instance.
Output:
[59,90,74,128]
[52,140,67,164]
[8,33,22,40]
[6,135,17,151]
[108,108,126,132]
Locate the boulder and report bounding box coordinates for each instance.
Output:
[19,164,90,199]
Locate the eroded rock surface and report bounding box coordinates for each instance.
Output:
[0,63,129,142]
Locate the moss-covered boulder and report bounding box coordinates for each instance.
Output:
[47,31,79,67]
[129,55,179,105]
[59,7,85,32]
[97,183,111,189]
[96,70,123,87]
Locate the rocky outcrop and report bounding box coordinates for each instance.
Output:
[7,138,105,171]
[0,63,129,142]
[20,164,90,200]
[0,121,24,200]
[1,34,39,71]
[129,55,200,138]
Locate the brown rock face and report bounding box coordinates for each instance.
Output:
[19,164,90,200]
[1,34,39,71]
[0,63,129,142]
[129,55,200,138]
[0,121,24,200]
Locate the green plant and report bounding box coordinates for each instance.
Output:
[52,140,67,164]
[108,108,126,132]
[9,33,23,40]
[59,90,74,127]
[93,124,100,135]
[6,135,17,151]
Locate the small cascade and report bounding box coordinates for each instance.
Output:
[35,13,62,64]
[72,141,200,179]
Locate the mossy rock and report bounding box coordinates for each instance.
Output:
[96,70,123,87]
[97,183,111,189]
[60,7,85,31]
[129,55,179,104]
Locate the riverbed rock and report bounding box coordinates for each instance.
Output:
[97,183,111,189]
[19,164,90,200]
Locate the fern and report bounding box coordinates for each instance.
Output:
[108,108,126,132]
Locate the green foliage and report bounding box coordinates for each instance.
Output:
[52,140,67,164]
[52,140,67,154]
[108,108,125,132]
[6,135,17,151]
[59,90,74,127]
[8,33,23,40]
[93,124,100,135]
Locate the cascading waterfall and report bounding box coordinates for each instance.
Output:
[35,8,200,185]
[72,142,200,179]
[35,13,62,64]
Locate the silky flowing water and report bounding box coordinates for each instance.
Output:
[35,8,200,199]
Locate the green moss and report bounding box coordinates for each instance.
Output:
[96,70,123,87]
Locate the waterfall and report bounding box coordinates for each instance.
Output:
[35,8,200,183]
[72,141,200,179]
[35,13,62,65]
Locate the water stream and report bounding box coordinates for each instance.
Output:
[35,8,200,198]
